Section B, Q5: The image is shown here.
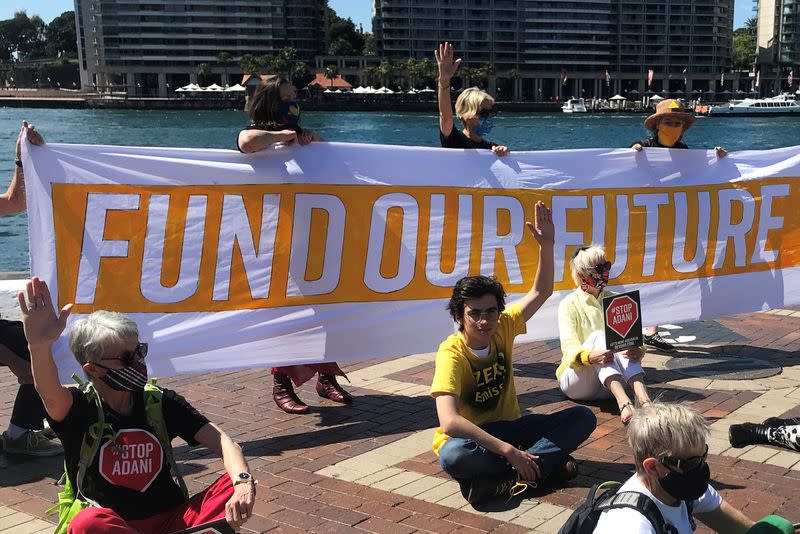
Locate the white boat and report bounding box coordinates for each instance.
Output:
[561,98,588,113]
[709,94,800,116]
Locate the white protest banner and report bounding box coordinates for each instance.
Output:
[21,141,800,380]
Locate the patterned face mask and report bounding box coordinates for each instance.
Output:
[279,100,301,126]
[97,361,148,392]
[583,261,611,289]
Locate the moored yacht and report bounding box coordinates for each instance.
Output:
[562,98,588,113]
[709,94,800,116]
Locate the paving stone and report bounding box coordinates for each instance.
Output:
[2,309,800,533]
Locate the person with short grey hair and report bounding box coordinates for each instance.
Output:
[593,402,758,534]
[18,277,257,532]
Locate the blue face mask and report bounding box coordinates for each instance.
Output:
[279,100,301,126]
[474,116,494,137]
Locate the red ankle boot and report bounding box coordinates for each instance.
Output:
[273,372,309,414]
[315,373,353,405]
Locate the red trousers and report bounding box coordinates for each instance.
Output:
[68,474,234,534]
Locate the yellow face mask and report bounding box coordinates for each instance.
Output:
[657,124,683,147]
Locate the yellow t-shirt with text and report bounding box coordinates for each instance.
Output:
[429,304,526,455]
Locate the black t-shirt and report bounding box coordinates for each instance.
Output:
[631,137,689,149]
[440,125,496,150]
[48,387,209,520]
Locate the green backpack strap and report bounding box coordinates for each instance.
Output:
[144,381,189,499]
[47,377,111,533]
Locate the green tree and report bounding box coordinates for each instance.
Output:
[271,47,298,75]
[45,11,76,58]
[328,36,356,56]
[197,62,212,85]
[362,33,376,56]
[324,65,340,88]
[326,9,364,55]
[291,60,311,87]
[361,65,379,86]
[258,54,275,72]
[0,11,47,61]
[239,54,258,75]
[216,52,232,84]
[377,60,394,87]
[732,18,757,72]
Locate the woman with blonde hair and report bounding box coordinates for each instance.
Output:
[435,42,509,156]
[556,245,650,424]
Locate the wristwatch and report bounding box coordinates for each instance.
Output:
[234,472,254,485]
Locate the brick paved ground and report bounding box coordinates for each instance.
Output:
[2,304,800,533]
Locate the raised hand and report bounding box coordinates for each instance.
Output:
[18,278,72,348]
[525,201,554,245]
[435,42,461,82]
[16,121,44,159]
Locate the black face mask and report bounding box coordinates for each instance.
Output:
[658,462,710,501]
[98,361,148,392]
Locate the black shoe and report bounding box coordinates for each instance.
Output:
[643,333,677,353]
[544,455,579,487]
[464,472,532,505]
[763,416,800,427]
[729,422,770,448]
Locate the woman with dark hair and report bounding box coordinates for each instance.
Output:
[236,74,321,153]
[236,75,351,415]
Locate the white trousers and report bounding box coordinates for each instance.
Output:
[558,330,645,401]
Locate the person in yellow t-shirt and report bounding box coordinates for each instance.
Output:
[556,245,650,425]
[430,202,597,505]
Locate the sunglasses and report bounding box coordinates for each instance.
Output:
[477,109,497,119]
[100,342,148,367]
[659,444,709,473]
[594,261,612,274]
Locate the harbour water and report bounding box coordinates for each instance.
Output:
[1,107,799,271]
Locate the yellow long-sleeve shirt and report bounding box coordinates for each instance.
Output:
[555,288,617,379]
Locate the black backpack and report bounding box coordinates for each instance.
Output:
[557,481,695,534]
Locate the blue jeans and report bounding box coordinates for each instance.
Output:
[438,406,596,481]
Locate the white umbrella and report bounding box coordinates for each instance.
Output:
[650,94,665,101]
[609,94,627,101]
[352,86,366,93]
[323,89,334,93]
[225,84,246,92]
[364,86,377,93]
[205,84,224,91]
[377,86,394,94]
[418,87,435,93]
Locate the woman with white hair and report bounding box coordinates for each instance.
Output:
[556,245,650,424]
[18,278,255,533]
[435,42,509,156]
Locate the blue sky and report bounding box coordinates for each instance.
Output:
[2,0,753,29]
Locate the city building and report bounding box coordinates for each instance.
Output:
[373,0,735,101]
[74,0,327,96]
[756,0,800,94]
